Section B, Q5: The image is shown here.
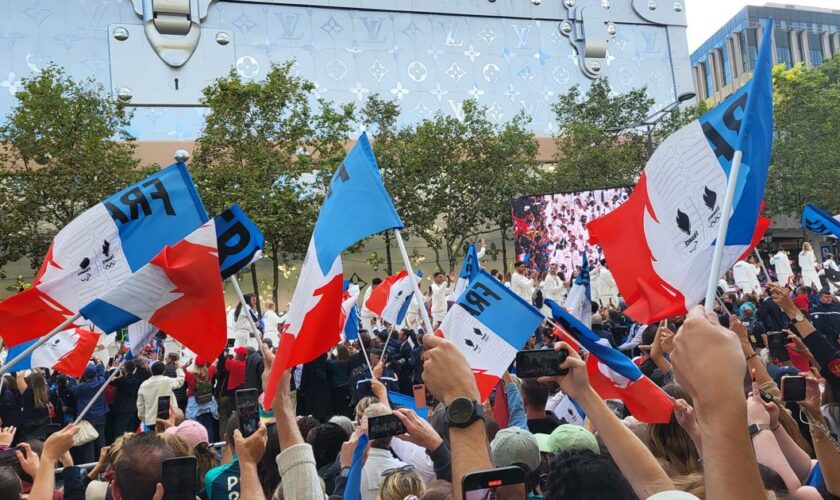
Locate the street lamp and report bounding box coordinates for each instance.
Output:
[606,91,696,158]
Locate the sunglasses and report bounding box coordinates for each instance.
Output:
[381,464,415,478]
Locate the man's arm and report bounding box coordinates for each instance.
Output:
[538,344,672,498]
[422,335,493,499]
[670,306,765,500]
[235,425,268,500]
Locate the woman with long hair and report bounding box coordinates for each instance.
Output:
[376,467,426,500]
[645,385,702,477]
[185,356,219,442]
[799,242,821,289]
[16,372,50,442]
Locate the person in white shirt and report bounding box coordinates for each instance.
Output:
[541,263,566,303]
[430,272,451,327]
[733,259,761,296]
[823,253,839,293]
[136,360,183,430]
[511,261,536,302]
[233,293,259,348]
[262,302,282,345]
[591,260,620,307]
[799,242,821,289]
[359,278,382,328]
[618,323,647,353]
[770,248,793,286]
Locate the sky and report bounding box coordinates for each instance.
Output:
[684,0,839,51]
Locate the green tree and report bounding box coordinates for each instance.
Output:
[766,58,840,216]
[384,100,538,272]
[545,79,653,193]
[192,62,354,306]
[0,65,144,275]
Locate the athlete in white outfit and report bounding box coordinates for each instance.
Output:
[770,249,793,286]
[733,259,761,295]
[799,242,821,289]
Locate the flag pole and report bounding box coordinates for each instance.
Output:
[356,332,376,375]
[704,150,744,313]
[228,276,264,346]
[753,248,773,284]
[74,361,124,424]
[394,229,435,335]
[0,312,82,378]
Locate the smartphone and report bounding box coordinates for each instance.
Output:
[367,414,407,440]
[156,396,171,420]
[766,332,791,362]
[413,384,427,409]
[0,447,18,466]
[781,375,807,402]
[515,348,569,378]
[161,456,197,500]
[462,466,526,500]
[235,388,260,438]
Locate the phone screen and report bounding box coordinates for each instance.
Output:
[161,456,197,500]
[515,349,568,378]
[236,389,259,438]
[367,414,407,440]
[766,332,790,362]
[462,466,526,500]
[781,376,807,402]
[157,396,171,420]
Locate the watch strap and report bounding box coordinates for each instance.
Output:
[748,423,770,437]
[447,398,484,428]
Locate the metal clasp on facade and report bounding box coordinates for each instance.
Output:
[130,0,217,67]
[559,0,615,79]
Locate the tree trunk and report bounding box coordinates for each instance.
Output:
[250,263,262,316]
[501,228,509,276]
[272,245,280,308]
[384,231,393,275]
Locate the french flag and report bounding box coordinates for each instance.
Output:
[449,244,480,304]
[587,21,774,324]
[364,270,420,326]
[437,270,543,400]
[546,299,674,424]
[0,163,208,347]
[79,206,264,360]
[263,133,403,409]
[340,281,361,340]
[6,328,100,378]
[564,253,592,328]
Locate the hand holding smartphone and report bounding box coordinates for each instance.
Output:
[367,414,407,440]
[156,396,171,420]
[515,348,569,378]
[462,466,526,500]
[781,375,806,402]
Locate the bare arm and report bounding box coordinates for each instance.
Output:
[801,374,840,496]
[235,425,268,500]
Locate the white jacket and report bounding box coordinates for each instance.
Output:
[136,373,183,425]
[510,272,534,302]
[770,252,793,276]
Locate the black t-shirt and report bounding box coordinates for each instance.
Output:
[527,411,562,435]
[746,318,767,348]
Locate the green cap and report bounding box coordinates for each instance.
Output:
[534,425,599,454]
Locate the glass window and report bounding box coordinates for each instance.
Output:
[720,47,731,84]
[808,32,823,65]
[739,30,752,72]
[702,60,713,96]
[775,29,792,68]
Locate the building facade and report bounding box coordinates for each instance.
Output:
[1,0,694,156]
[690,3,840,104]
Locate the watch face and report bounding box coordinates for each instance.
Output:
[448,398,475,425]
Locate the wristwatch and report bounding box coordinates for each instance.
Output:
[748,423,771,438]
[791,312,805,322]
[446,397,484,428]
[339,466,351,478]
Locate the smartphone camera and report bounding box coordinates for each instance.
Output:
[235,389,260,438]
[515,348,569,378]
[367,414,407,440]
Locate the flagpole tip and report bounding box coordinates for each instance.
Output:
[174,149,190,163]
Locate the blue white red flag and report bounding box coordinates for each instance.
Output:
[341,281,361,340]
[342,433,369,500]
[264,133,404,408]
[564,253,592,328]
[449,244,480,304]
[364,270,420,325]
[802,203,840,239]
[0,163,208,347]
[79,220,226,359]
[546,299,674,424]
[587,21,774,323]
[437,269,543,400]
[6,328,100,378]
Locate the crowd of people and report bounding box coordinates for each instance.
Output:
[0,241,838,499]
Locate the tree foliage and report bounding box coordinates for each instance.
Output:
[545,79,653,192]
[0,65,145,275]
[766,58,840,215]
[192,62,354,304]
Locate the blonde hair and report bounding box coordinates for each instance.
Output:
[29,373,49,409]
[107,433,135,470]
[355,396,379,421]
[671,473,706,498]
[159,433,192,457]
[803,242,813,252]
[376,469,426,500]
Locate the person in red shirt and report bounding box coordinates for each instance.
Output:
[218,346,249,422]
